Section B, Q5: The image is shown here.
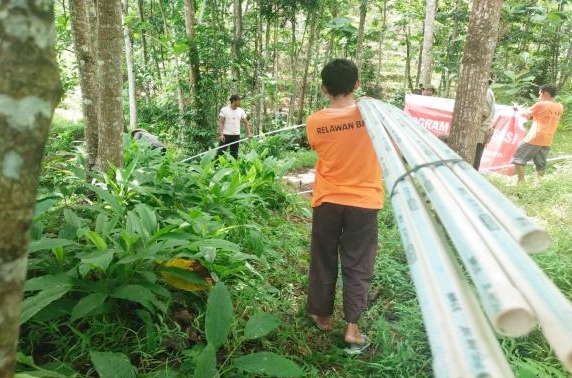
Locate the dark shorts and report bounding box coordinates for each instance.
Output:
[511,142,550,171]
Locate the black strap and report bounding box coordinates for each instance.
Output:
[390,159,464,198]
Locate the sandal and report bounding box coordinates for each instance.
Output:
[343,334,370,355]
[310,314,332,331]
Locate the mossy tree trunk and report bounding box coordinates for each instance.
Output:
[0,1,62,377]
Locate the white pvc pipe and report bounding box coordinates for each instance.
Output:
[360,100,537,337]
[361,99,572,373]
[380,103,550,253]
[180,123,306,163]
[361,104,515,377]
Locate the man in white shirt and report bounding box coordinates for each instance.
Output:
[217,94,252,159]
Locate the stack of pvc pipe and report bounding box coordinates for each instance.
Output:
[357,98,572,376]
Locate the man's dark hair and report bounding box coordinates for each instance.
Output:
[321,59,358,97]
[229,94,241,102]
[540,84,557,98]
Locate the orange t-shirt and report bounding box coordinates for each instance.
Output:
[306,104,383,209]
[523,100,563,146]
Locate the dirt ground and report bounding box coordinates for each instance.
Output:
[283,169,314,196]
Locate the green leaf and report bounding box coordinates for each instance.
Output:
[193,344,218,378]
[34,198,58,220]
[205,282,234,348]
[21,284,72,324]
[244,312,281,340]
[232,352,303,377]
[28,238,75,253]
[71,292,108,321]
[111,284,158,313]
[85,230,108,251]
[25,274,73,292]
[89,351,136,378]
[64,208,84,228]
[86,184,123,214]
[80,250,114,273]
[134,203,158,235]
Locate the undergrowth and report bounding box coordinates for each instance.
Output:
[16,119,572,377]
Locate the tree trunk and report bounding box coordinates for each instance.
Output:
[420,0,437,86]
[231,0,243,87]
[355,0,368,72]
[184,0,200,101]
[70,0,100,172]
[448,0,502,163]
[0,2,62,377]
[122,0,138,130]
[137,0,151,105]
[95,0,124,172]
[297,9,320,125]
[158,0,185,119]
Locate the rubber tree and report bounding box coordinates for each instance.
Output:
[95,0,124,171]
[0,1,62,376]
[448,0,502,163]
[419,0,437,87]
[69,0,100,171]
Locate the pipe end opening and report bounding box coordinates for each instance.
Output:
[521,230,551,254]
[496,309,537,337]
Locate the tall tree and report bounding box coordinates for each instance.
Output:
[355,0,368,72]
[95,0,124,171]
[232,0,243,87]
[122,0,138,130]
[0,1,62,376]
[420,0,437,86]
[69,0,100,171]
[448,0,502,163]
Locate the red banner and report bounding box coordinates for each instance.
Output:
[404,94,527,175]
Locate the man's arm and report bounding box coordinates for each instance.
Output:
[218,115,225,141]
[243,117,252,138]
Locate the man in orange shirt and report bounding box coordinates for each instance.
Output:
[305,59,383,354]
[511,84,563,184]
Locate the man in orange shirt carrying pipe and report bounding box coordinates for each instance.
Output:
[305,59,383,354]
[511,84,563,184]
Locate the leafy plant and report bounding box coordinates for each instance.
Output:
[190,282,304,378]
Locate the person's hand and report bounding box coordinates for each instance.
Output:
[247,131,253,139]
[219,134,225,142]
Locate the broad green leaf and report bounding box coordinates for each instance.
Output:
[126,210,148,240]
[95,213,108,234]
[71,292,108,321]
[28,238,75,253]
[89,351,136,378]
[34,198,58,220]
[81,250,114,273]
[21,284,72,324]
[63,209,84,228]
[244,312,281,340]
[134,203,158,235]
[111,284,158,312]
[193,344,218,378]
[86,184,122,213]
[85,230,108,251]
[205,282,234,348]
[232,352,303,377]
[25,274,73,292]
